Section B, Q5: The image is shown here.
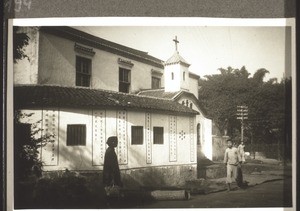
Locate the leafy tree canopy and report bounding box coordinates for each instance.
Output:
[199,66,291,158]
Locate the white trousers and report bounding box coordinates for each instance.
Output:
[226,164,238,184]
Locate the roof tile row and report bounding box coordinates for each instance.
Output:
[14,85,198,115]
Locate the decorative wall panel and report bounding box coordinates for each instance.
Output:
[145,113,152,164]
[42,109,59,166]
[92,110,106,165]
[189,117,195,162]
[117,110,128,164]
[169,115,177,162]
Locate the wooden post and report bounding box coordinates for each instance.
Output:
[237,105,248,144]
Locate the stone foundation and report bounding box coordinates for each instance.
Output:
[122,165,197,189]
[42,164,197,189]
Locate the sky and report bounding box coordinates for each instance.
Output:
[73,26,290,81]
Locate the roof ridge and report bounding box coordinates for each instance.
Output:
[14,84,175,102]
[172,90,184,100]
[138,88,165,93]
[138,89,180,94]
[70,27,150,55]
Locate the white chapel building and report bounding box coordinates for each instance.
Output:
[13,26,212,186]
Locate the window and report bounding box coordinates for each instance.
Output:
[119,67,131,93]
[67,124,86,146]
[153,127,164,144]
[76,56,91,87]
[131,126,143,145]
[171,72,174,80]
[183,71,186,81]
[151,77,161,89]
[190,103,193,108]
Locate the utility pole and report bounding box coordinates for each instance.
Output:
[237,105,248,143]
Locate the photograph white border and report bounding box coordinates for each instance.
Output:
[7,17,296,211]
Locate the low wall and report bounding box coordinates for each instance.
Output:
[122,165,197,188]
[43,164,197,189]
[199,162,288,179]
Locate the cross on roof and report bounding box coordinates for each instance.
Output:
[173,36,179,51]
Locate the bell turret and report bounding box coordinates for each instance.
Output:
[164,36,190,92]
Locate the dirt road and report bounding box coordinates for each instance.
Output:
[133,178,293,209]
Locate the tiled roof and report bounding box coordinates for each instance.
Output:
[165,51,190,67]
[137,89,180,100]
[40,26,164,69]
[14,85,198,115]
[138,89,209,117]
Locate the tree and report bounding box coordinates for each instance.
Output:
[14,111,54,179]
[199,66,291,160]
[246,77,290,160]
[252,68,269,83]
[199,66,251,136]
[13,26,30,63]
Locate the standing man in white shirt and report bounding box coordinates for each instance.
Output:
[224,139,242,191]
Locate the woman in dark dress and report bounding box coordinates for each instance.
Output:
[103,136,122,200]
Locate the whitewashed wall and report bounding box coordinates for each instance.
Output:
[176,94,213,160]
[202,118,213,160]
[36,31,164,92]
[181,65,190,91]
[189,76,199,99]
[17,108,197,171]
[164,63,190,93]
[37,31,75,86]
[164,64,181,92]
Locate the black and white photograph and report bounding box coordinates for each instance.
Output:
[8,18,295,210]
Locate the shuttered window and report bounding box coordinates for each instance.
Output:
[151,76,161,89]
[67,124,86,146]
[153,127,164,144]
[119,68,131,93]
[76,56,91,87]
[131,126,143,145]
